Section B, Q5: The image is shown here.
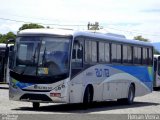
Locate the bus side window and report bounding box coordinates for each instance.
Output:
[72,39,83,68]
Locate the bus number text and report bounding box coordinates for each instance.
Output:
[95,68,110,77]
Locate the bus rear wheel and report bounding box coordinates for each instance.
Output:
[83,86,93,108]
[118,84,135,105]
[127,84,135,104]
[32,102,40,109]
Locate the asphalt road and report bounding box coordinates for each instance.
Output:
[1,85,160,120]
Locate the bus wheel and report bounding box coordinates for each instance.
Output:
[83,86,93,106]
[32,102,40,109]
[118,84,135,105]
[126,84,135,105]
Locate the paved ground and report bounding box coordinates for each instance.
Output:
[1,84,160,119]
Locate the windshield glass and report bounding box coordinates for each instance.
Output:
[14,36,71,76]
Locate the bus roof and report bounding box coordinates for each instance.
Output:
[18,29,153,47]
[0,43,14,48]
[154,54,160,59]
[0,43,7,48]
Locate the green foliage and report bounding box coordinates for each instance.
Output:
[133,35,160,54]
[88,22,100,30]
[0,32,16,43]
[134,35,149,42]
[19,23,44,31]
[0,34,2,38]
[0,23,44,43]
[154,49,160,54]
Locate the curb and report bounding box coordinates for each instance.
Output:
[0,83,9,89]
[0,87,9,89]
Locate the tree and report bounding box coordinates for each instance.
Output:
[134,35,149,42]
[88,22,100,30]
[0,34,2,39]
[0,32,16,43]
[19,23,44,31]
[133,35,160,54]
[154,49,160,54]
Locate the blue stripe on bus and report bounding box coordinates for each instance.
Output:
[110,65,153,90]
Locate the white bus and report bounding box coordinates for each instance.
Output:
[9,29,153,109]
[153,54,160,88]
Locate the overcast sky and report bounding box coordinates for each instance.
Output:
[0,0,160,42]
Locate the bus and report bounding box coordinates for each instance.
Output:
[9,29,153,109]
[153,54,160,88]
[0,43,14,83]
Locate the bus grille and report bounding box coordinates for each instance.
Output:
[20,94,52,102]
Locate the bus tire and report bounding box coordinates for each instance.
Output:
[83,86,93,106]
[32,102,40,109]
[118,84,135,105]
[125,84,135,105]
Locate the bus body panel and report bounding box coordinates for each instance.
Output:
[9,78,70,103]
[154,55,160,88]
[155,74,160,87]
[68,64,152,103]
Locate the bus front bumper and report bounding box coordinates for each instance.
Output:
[9,86,68,103]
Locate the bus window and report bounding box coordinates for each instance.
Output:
[111,44,121,63]
[148,48,153,65]
[111,44,117,63]
[91,41,97,62]
[99,42,105,62]
[18,44,28,61]
[98,42,110,63]
[123,45,128,63]
[143,48,148,65]
[138,47,142,64]
[72,39,83,68]
[85,40,92,63]
[134,47,142,64]
[123,45,132,64]
[104,43,110,62]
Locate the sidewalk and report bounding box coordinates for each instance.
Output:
[0,83,9,89]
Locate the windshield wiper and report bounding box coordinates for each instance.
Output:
[32,46,39,64]
[42,47,47,67]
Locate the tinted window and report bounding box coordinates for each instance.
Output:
[123,45,132,64]
[111,44,121,63]
[104,43,110,62]
[72,39,83,68]
[91,41,97,62]
[99,42,110,63]
[143,48,148,65]
[134,47,142,64]
[148,48,153,65]
[112,44,117,63]
[99,42,105,62]
[85,40,92,62]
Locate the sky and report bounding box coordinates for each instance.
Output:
[0,0,160,43]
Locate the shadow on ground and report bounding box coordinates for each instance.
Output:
[12,100,159,113]
[153,87,160,91]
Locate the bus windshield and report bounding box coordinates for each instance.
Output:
[14,36,71,77]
